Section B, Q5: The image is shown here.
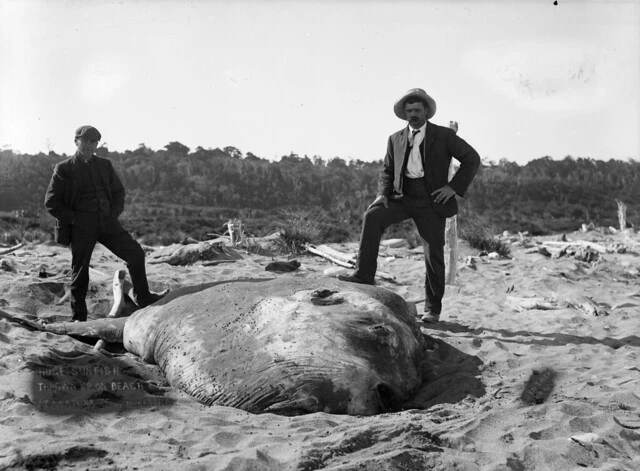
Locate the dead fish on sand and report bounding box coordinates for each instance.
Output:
[2,275,424,416]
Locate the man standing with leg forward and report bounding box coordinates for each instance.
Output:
[339,88,480,323]
[45,125,163,321]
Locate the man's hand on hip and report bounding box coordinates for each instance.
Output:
[367,195,388,210]
[431,185,457,204]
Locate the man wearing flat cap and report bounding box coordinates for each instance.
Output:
[44,125,163,321]
[339,88,480,323]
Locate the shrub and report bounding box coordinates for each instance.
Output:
[276,209,323,255]
[458,215,511,258]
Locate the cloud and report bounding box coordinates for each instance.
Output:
[463,39,608,112]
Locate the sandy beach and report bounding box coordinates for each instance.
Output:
[0,228,639,470]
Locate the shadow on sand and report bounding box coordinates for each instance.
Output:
[404,331,486,410]
[427,321,640,350]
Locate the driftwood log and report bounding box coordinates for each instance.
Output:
[305,244,396,282]
[0,242,24,256]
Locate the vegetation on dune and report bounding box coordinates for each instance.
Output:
[0,145,638,249]
[457,214,512,258]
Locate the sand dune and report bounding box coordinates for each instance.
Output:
[0,229,639,470]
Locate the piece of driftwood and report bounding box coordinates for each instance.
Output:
[0,259,17,272]
[0,242,24,256]
[149,240,242,266]
[56,285,71,305]
[306,244,355,267]
[616,199,627,231]
[444,122,459,285]
[305,244,396,281]
[505,296,561,312]
[567,298,608,317]
[541,240,607,253]
[94,270,128,352]
[444,215,458,285]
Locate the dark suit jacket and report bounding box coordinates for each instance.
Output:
[44,154,125,243]
[377,121,480,218]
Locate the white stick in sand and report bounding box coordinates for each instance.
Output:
[616,199,627,231]
[444,120,459,285]
[94,269,127,351]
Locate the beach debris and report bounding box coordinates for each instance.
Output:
[568,298,608,317]
[148,239,242,266]
[574,246,599,263]
[543,240,607,253]
[306,244,355,268]
[520,368,556,404]
[614,415,640,430]
[225,218,243,245]
[265,259,301,273]
[380,238,407,248]
[0,242,24,256]
[570,432,603,453]
[538,246,552,257]
[323,266,349,277]
[529,240,610,261]
[0,259,17,272]
[524,246,552,257]
[487,252,500,260]
[464,256,477,269]
[444,215,458,284]
[37,265,50,278]
[606,243,627,254]
[2,276,425,416]
[305,244,396,282]
[505,296,560,312]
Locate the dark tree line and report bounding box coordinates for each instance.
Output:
[1,145,638,237]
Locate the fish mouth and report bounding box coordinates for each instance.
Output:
[375,383,402,412]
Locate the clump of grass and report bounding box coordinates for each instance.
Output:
[458,216,511,258]
[1,221,50,245]
[138,229,189,246]
[276,209,322,255]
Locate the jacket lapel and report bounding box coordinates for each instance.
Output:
[69,154,84,207]
[420,121,435,163]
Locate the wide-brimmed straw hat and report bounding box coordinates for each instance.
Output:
[393,88,436,120]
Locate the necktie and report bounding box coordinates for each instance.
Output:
[406,129,424,178]
[410,129,420,147]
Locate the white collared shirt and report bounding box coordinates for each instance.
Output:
[405,122,427,178]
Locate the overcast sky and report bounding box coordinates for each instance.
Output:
[1,0,638,164]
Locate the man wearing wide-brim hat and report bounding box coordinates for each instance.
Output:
[44,125,165,321]
[339,88,480,323]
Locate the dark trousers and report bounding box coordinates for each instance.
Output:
[70,212,150,321]
[355,178,446,313]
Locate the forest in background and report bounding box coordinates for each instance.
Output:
[1,142,639,246]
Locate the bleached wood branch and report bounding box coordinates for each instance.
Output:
[305,244,396,281]
[616,199,627,231]
[540,240,607,253]
[505,296,561,312]
[305,244,354,268]
[0,242,24,256]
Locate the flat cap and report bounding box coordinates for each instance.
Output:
[75,125,102,141]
